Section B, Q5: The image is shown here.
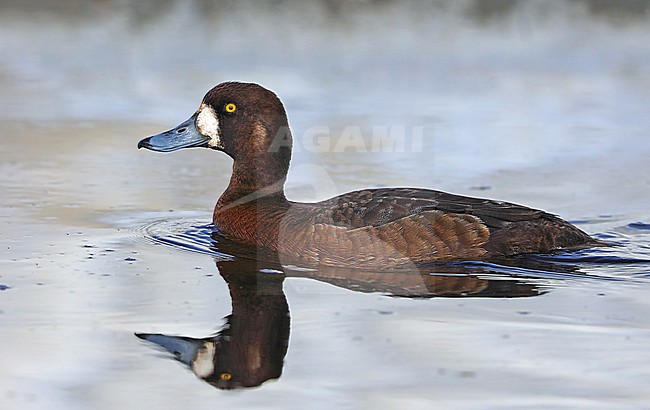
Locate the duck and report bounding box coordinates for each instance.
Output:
[138,82,602,268]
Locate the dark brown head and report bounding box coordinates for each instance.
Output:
[138,82,293,194]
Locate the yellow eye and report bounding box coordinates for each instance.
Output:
[220,373,232,380]
[225,103,237,113]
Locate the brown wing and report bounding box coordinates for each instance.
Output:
[312,188,548,229]
[306,188,596,258]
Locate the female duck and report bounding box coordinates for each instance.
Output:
[138,82,600,268]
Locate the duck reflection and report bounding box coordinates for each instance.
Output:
[137,257,289,389]
[137,236,555,389]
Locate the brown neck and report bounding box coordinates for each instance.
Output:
[216,115,293,210]
[216,155,289,210]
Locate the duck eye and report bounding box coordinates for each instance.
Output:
[224,103,237,113]
[220,372,232,380]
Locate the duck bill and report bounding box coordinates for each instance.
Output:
[136,333,205,366]
[138,114,210,152]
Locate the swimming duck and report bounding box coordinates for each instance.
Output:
[138,82,600,268]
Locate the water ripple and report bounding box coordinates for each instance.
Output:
[139,218,231,260]
[628,221,650,231]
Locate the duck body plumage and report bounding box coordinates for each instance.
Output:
[213,187,596,268]
[139,82,601,269]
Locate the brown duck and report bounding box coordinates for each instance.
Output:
[138,82,601,268]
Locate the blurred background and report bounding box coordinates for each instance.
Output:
[3,0,650,120]
[2,0,649,206]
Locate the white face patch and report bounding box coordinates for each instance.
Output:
[191,342,216,379]
[196,104,221,148]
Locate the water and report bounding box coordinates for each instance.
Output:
[1,1,650,408]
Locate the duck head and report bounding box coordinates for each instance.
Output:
[138,82,293,194]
